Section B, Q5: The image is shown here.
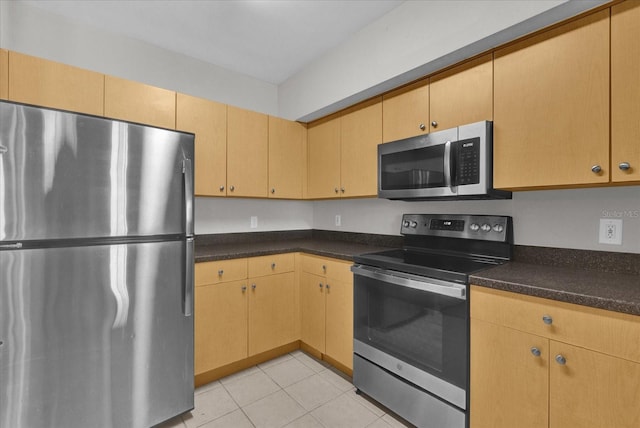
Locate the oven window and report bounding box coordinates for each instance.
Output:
[380,145,445,190]
[354,274,468,389]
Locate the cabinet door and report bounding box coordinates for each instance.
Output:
[341,98,382,198]
[550,341,640,428]
[0,49,8,100]
[429,54,493,131]
[227,106,268,197]
[176,94,227,196]
[470,319,548,428]
[194,279,248,375]
[307,115,341,199]
[300,272,326,352]
[248,272,296,356]
[8,51,104,116]
[382,79,429,142]
[325,277,353,370]
[611,1,640,183]
[493,10,610,189]
[104,75,175,129]
[268,116,304,199]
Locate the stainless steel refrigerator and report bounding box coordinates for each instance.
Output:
[0,100,195,428]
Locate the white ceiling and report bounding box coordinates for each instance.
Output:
[21,0,405,85]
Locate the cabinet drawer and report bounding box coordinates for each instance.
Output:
[301,255,353,283]
[195,258,247,286]
[470,286,640,363]
[248,253,295,277]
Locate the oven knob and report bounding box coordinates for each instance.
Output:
[481,224,491,232]
[493,224,504,233]
[409,221,418,228]
[403,220,410,228]
[470,223,480,231]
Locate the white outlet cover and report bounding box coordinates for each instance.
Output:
[335,214,341,226]
[599,218,622,245]
[250,216,258,229]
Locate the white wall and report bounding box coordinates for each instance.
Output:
[0,1,278,115]
[195,198,313,235]
[312,187,640,253]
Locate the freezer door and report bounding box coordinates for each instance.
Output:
[0,101,194,241]
[0,240,194,428]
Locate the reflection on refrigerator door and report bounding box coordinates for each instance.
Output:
[0,241,193,428]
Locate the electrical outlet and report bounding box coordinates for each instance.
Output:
[599,218,622,245]
[335,214,341,226]
[250,216,258,229]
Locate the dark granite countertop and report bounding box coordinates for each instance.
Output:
[471,246,640,317]
[195,230,402,263]
[196,232,640,317]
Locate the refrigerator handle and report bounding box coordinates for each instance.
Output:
[184,237,195,317]
[183,158,194,236]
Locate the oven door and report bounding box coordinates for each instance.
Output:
[352,264,468,410]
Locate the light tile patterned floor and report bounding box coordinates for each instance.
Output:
[157,350,413,428]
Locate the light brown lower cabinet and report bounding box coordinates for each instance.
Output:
[470,286,640,428]
[194,254,296,378]
[300,255,354,371]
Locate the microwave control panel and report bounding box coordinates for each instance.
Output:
[455,137,480,185]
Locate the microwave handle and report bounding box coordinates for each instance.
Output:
[444,140,456,193]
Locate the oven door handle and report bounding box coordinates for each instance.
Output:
[351,265,467,300]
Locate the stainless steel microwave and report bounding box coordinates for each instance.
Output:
[378,121,511,200]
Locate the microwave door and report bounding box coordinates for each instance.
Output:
[378,128,458,199]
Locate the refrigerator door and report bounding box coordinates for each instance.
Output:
[0,240,194,428]
[0,101,194,242]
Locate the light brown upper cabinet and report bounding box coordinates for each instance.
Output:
[176,94,227,197]
[307,99,382,199]
[307,114,342,199]
[104,75,176,129]
[340,97,382,198]
[611,1,640,183]
[382,79,429,143]
[493,10,610,190]
[429,54,493,131]
[6,51,104,116]
[226,106,269,198]
[268,116,305,199]
[0,50,8,100]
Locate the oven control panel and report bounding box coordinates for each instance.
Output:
[401,214,511,242]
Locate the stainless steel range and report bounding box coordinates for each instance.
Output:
[352,214,513,428]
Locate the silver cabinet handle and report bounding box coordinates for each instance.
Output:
[542,315,553,325]
[230,185,235,191]
[271,188,276,194]
[531,347,541,357]
[271,263,276,269]
[326,284,330,290]
[322,265,326,272]
[218,269,224,276]
[318,283,323,290]
[219,185,225,192]
[555,354,567,365]
[251,283,256,290]
[419,123,426,130]
[241,285,247,292]
[591,165,602,174]
[182,159,194,236]
[431,121,438,128]
[183,238,194,316]
[619,162,631,171]
[334,187,339,194]
[340,187,345,193]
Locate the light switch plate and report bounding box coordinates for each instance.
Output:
[599,218,622,245]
